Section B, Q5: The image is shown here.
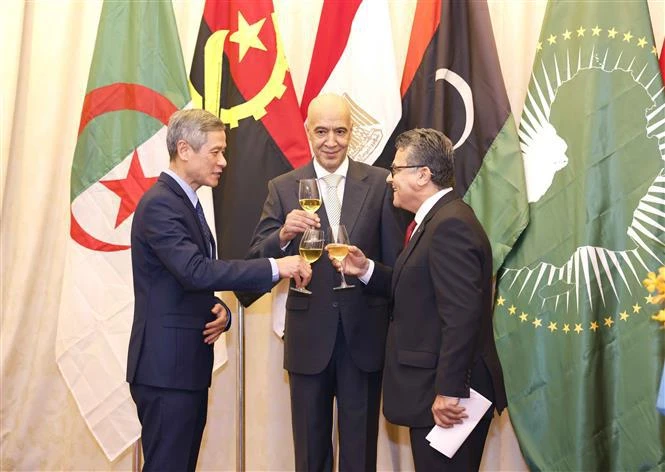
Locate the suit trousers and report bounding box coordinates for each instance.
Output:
[288,321,382,472]
[408,411,493,472]
[130,383,208,472]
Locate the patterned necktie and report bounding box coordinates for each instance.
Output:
[404,219,417,248]
[195,201,215,258]
[321,174,343,227]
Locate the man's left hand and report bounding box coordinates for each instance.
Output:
[432,395,468,428]
[203,302,231,344]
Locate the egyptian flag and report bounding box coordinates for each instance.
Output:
[378,0,529,271]
[189,0,310,260]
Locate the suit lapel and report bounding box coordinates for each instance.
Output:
[340,160,369,237]
[391,191,457,294]
[159,172,210,255]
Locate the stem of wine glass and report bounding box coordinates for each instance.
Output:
[339,258,348,287]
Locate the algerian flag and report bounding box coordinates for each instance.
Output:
[495,1,665,469]
[55,1,224,460]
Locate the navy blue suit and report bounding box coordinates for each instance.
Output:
[127,172,273,471]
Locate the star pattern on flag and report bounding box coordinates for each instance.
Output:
[230,12,267,61]
[100,150,158,228]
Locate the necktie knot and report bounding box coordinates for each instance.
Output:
[321,173,343,189]
[404,220,417,248]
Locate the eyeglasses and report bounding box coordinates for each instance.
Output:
[389,164,426,177]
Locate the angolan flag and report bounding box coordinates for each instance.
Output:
[189,0,310,262]
[55,1,224,460]
[376,0,528,272]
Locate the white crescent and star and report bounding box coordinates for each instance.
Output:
[435,67,474,150]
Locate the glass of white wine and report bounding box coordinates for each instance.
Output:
[299,178,322,214]
[291,228,324,295]
[327,224,355,290]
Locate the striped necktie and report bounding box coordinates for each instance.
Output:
[321,174,343,227]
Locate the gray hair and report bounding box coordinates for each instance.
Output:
[395,128,454,188]
[166,109,225,160]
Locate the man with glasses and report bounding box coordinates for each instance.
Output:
[333,128,506,471]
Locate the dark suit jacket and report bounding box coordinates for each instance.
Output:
[247,160,403,374]
[127,173,274,391]
[368,191,507,427]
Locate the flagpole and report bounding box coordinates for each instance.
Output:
[236,300,245,472]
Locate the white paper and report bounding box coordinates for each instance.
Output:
[425,388,492,458]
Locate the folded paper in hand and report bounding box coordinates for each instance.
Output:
[425,388,492,458]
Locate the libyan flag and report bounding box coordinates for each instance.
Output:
[495,1,665,469]
[189,0,311,261]
[55,0,225,460]
[376,0,528,272]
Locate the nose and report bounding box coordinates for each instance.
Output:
[386,173,393,184]
[218,151,227,168]
[324,131,336,146]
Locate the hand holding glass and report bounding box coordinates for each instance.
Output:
[291,228,324,294]
[327,224,355,290]
[299,179,321,214]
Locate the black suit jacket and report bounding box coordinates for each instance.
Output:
[247,160,403,374]
[127,173,274,391]
[368,191,507,427]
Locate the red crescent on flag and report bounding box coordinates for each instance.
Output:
[71,83,178,252]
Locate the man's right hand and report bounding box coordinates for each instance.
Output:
[278,209,320,246]
[276,255,312,288]
[328,245,369,277]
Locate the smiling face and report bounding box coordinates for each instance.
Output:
[306,94,353,172]
[387,147,422,213]
[179,129,227,191]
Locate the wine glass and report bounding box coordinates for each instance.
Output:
[327,224,355,290]
[290,228,324,295]
[298,178,322,214]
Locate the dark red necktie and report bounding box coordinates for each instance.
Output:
[404,220,416,248]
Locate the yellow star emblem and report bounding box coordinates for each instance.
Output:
[604,316,614,327]
[496,296,505,306]
[574,324,583,334]
[608,27,618,38]
[637,37,647,48]
[563,30,572,40]
[519,312,528,322]
[547,34,557,45]
[508,305,517,315]
[536,41,543,51]
[590,321,599,332]
[620,311,630,321]
[230,12,268,62]
[532,317,542,328]
[653,46,659,55]
[576,26,586,37]
[632,304,641,314]
[646,294,655,304]
[563,324,571,333]
[548,321,558,332]
[623,31,633,42]
[592,25,602,36]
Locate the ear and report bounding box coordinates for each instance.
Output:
[417,166,432,187]
[176,139,190,161]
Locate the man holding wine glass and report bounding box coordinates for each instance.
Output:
[247,94,403,471]
[329,128,507,471]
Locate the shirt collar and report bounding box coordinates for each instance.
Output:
[164,168,199,208]
[414,187,453,225]
[313,156,349,180]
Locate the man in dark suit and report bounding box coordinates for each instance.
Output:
[334,128,507,471]
[127,109,311,472]
[247,94,403,471]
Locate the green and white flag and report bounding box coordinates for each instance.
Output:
[55,1,224,460]
[495,1,665,469]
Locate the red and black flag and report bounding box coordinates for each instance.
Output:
[189,0,310,259]
[377,0,528,271]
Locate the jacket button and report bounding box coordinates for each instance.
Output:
[332,302,339,308]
